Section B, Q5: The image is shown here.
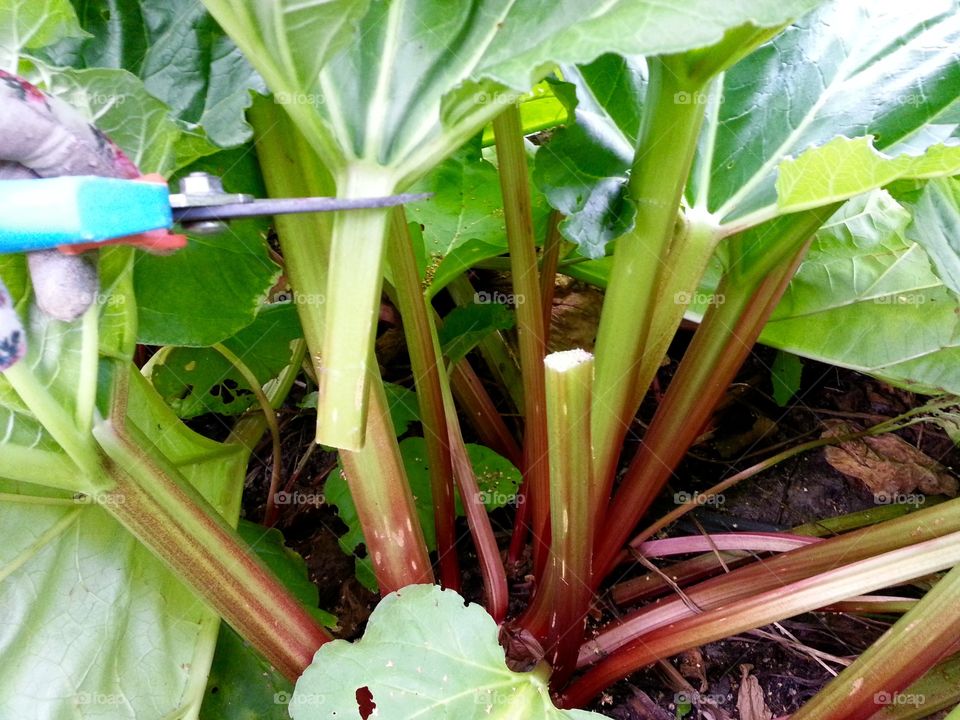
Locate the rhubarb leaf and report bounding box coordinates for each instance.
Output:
[40,0,267,148]
[699,1,960,224]
[533,54,646,259]
[291,584,606,720]
[134,147,281,346]
[759,190,960,394]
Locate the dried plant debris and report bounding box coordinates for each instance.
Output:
[736,665,773,720]
[822,420,958,501]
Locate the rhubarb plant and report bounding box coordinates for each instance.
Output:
[4,0,960,719]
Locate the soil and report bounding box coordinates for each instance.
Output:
[229,308,959,719]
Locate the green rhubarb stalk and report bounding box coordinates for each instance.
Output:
[492,104,550,572]
[93,372,331,681]
[316,165,396,450]
[539,350,596,686]
[562,530,960,707]
[791,563,960,720]
[590,56,708,506]
[249,97,334,390]
[441,372,510,622]
[339,373,434,593]
[386,208,459,590]
[595,207,837,579]
[872,653,960,720]
[422,301,508,618]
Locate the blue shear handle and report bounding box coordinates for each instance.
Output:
[0,176,173,254]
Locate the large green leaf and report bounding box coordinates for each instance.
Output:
[207,0,824,184]
[536,1,960,258]
[134,147,281,346]
[696,0,960,224]
[759,189,960,394]
[0,368,249,719]
[41,0,267,148]
[291,584,605,720]
[777,135,960,214]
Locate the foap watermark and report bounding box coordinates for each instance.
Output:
[474,688,523,707]
[673,90,721,105]
[874,293,926,306]
[73,491,126,507]
[473,90,515,107]
[66,90,128,108]
[273,289,326,306]
[874,491,926,506]
[894,94,925,107]
[274,91,325,108]
[477,490,524,506]
[674,490,725,507]
[273,490,325,507]
[77,291,125,307]
[274,691,326,706]
[76,691,126,706]
[673,691,730,706]
[474,290,525,306]
[674,290,724,306]
[874,691,925,707]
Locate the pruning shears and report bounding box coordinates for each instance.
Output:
[0,172,428,254]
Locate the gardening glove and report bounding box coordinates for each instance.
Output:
[0,70,185,354]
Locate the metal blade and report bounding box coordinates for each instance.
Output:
[172,192,431,223]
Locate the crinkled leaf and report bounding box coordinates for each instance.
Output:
[147,303,302,418]
[903,178,960,295]
[134,146,280,346]
[695,1,960,223]
[533,55,645,259]
[759,190,960,394]
[407,140,510,259]
[41,0,267,149]
[200,519,335,720]
[439,302,516,364]
[291,584,607,720]
[0,0,85,68]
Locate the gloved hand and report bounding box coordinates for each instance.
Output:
[0,70,185,370]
